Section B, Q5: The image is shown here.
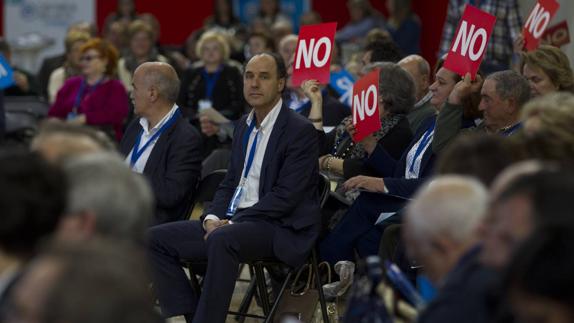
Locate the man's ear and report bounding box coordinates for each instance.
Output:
[506,97,518,115]
[149,86,159,103]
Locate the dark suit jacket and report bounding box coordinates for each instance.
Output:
[120,111,203,224]
[418,246,498,323]
[365,115,436,198]
[205,104,321,267]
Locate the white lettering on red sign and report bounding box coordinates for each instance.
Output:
[295,37,332,69]
[451,20,488,62]
[353,84,378,124]
[525,3,551,38]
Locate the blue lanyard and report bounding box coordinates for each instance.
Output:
[408,120,435,173]
[202,65,222,100]
[242,120,259,179]
[73,78,104,114]
[130,109,181,167]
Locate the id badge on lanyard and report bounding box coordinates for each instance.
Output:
[226,121,259,217]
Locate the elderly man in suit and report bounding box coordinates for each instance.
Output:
[148,52,320,323]
[120,62,202,224]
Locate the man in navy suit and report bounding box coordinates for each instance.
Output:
[148,53,320,323]
[120,62,202,224]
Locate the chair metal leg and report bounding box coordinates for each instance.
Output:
[187,263,202,293]
[312,249,330,323]
[235,277,256,322]
[264,270,293,323]
[254,263,271,316]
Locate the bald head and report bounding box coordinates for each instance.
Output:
[134,62,180,104]
[398,55,430,101]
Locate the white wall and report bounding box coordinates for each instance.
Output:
[4,0,95,73]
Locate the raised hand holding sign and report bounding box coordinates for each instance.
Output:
[443,5,496,79]
[292,22,337,87]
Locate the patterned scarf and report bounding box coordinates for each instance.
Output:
[332,114,403,160]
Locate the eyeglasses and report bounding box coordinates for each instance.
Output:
[80,54,101,62]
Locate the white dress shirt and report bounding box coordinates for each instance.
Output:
[404,128,434,179]
[205,99,283,225]
[125,104,179,173]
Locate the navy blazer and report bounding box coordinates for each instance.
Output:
[205,103,321,267]
[365,115,436,198]
[120,111,203,224]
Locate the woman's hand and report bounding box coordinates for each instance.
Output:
[343,175,386,193]
[301,79,322,104]
[513,35,525,54]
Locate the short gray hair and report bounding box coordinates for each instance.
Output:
[487,70,531,109]
[142,62,181,103]
[406,175,489,243]
[367,62,416,115]
[63,153,154,242]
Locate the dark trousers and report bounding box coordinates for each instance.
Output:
[319,192,405,266]
[148,219,276,323]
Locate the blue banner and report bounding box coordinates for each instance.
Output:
[329,69,354,108]
[0,55,15,90]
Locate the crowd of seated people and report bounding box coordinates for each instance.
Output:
[1,0,574,323]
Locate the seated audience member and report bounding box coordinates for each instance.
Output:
[48,38,129,142]
[385,0,421,55]
[398,55,435,132]
[118,19,169,92]
[245,31,275,61]
[433,70,530,152]
[284,60,349,128]
[120,62,202,224]
[59,153,153,242]
[204,0,245,36]
[519,92,574,166]
[31,120,115,163]
[520,45,574,97]
[271,19,294,50]
[404,176,492,323]
[256,0,290,27]
[313,62,413,180]
[360,39,403,75]
[504,225,574,323]
[47,31,91,104]
[6,240,162,323]
[319,60,461,265]
[0,152,66,314]
[148,53,320,323]
[103,20,129,58]
[103,0,138,34]
[37,22,98,99]
[178,32,244,120]
[336,0,385,44]
[0,39,39,97]
[482,169,574,271]
[278,34,298,66]
[178,31,244,157]
[477,168,574,323]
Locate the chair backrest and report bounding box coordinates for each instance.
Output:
[185,169,227,220]
[4,96,48,133]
